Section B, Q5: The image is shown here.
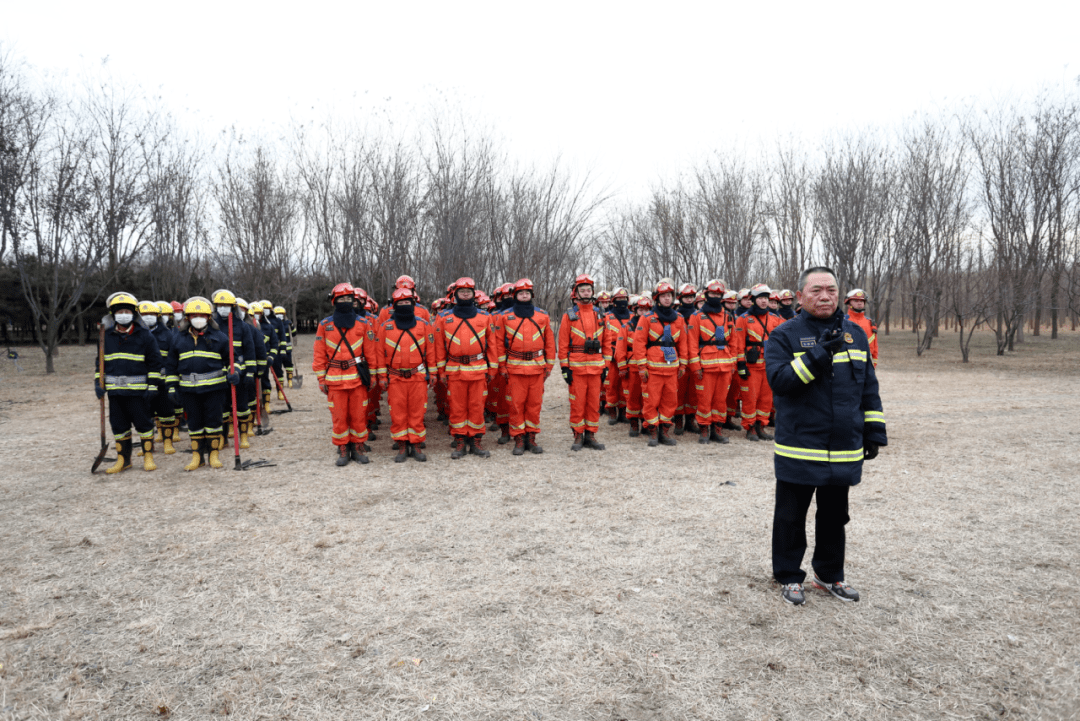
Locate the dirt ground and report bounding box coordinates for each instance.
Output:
[1,328,1078,720]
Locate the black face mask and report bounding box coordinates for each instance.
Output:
[456,297,474,307]
[334,301,354,314]
[613,299,629,310]
[705,296,724,311]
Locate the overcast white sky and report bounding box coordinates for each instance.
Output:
[5,1,1079,199]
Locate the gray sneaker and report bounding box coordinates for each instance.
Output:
[812,575,860,602]
[781,583,805,605]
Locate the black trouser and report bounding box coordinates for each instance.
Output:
[108,394,155,441]
[772,480,850,585]
[151,386,176,423]
[181,388,226,438]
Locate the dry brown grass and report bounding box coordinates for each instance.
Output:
[1,330,1078,720]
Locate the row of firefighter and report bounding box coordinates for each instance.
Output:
[93,275,878,472]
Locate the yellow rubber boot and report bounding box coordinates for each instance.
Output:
[278,389,286,401]
[286,370,294,388]
[226,421,234,439]
[162,424,176,454]
[239,418,250,449]
[141,438,157,471]
[154,422,163,443]
[208,435,224,469]
[105,439,132,474]
[184,438,203,471]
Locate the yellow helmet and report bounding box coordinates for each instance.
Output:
[211,289,236,305]
[259,299,273,309]
[273,305,286,315]
[106,292,138,310]
[235,297,249,311]
[138,300,158,315]
[248,301,263,315]
[156,301,172,315]
[183,296,213,315]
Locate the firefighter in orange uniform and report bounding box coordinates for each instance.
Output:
[734,283,784,441]
[616,295,650,437]
[436,277,496,459]
[376,287,436,463]
[603,287,633,425]
[313,283,380,466]
[687,279,737,444]
[674,282,700,435]
[632,281,689,447]
[486,283,514,442]
[558,274,610,451]
[721,290,743,430]
[844,289,878,366]
[495,278,556,455]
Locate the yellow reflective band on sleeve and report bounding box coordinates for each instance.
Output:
[848,349,868,362]
[179,350,224,361]
[791,353,815,384]
[104,352,145,362]
[774,444,865,462]
[864,410,885,423]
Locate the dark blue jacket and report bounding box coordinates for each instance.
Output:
[765,309,887,486]
[258,317,280,365]
[165,320,232,395]
[96,317,162,395]
[214,309,257,377]
[150,322,173,363]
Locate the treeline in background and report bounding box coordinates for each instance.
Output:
[2,45,1079,371]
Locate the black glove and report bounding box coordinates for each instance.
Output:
[601,367,608,384]
[168,388,181,406]
[864,442,879,461]
[561,366,573,385]
[94,381,106,399]
[227,370,241,386]
[143,386,158,401]
[818,327,845,353]
[737,360,749,379]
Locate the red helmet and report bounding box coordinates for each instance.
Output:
[573,273,595,288]
[329,282,355,301]
[750,283,772,298]
[634,295,653,310]
[597,290,612,302]
[475,290,489,305]
[779,289,795,301]
[652,280,676,300]
[455,277,476,291]
[495,282,513,300]
[392,287,416,303]
[513,278,534,294]
[366,297,378,312]
[677,282,697,299]
[845,288,868,304]
[170,300,183,312]
[612,286,629,300]
[704,279,726,295]
[395,274,415,289]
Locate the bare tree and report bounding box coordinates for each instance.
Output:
[694,157,766,288]
[763,140,816,288]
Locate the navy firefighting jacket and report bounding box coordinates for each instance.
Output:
[214,309,256,377]
[165,322,232,395]
[765,309,887,486]
[96,317,163,395]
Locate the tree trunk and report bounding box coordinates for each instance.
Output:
[1032,298,1041,337]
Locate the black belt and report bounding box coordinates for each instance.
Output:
[450,353,486,364]
[567,345,601,354]
[645,340,675,348]
[507,349,544,360]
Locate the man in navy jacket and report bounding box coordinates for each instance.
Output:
[765,267,887,606]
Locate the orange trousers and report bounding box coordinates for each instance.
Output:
[695,369,733,426]
[327,385,369,446]
[642,372,678,428]
[448,376,488,437]
[740,365,772,429]
[625,371,643,419]
[388,378,428,444]
[726,373,741,422]
[605,361,626,409]
[676,371,697,416]
[435,378,448,415]
[507,373,545,437]
[568,372,602,433]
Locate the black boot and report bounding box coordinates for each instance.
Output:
[646,425,659,447]
[629,418,640,437]
[410,442,427,462]
[685,416,700,434]
[497,424,511,444]
[659,423,677,446]
[673,414,685,436]
[513,435,526,455]
[722,417,740,431]
[617,408,628,424]
[450,436,467,459]
[755,421,774,441]
[699,425,711,444]
[394,442,407,463]
[527,433,544,454]
[351,442,370,464]
[336,443,352,466]
[745,427,759,441]
[583,431,605,450]
[710,424,730,444]
[571,433,584,451]
[607,407,619,425]
[469,436,491,458]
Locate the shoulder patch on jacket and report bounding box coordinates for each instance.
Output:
[800,337,816,348]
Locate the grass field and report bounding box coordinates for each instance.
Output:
[1,328,1078,720]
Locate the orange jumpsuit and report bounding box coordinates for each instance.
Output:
[687,307,737,427]
[604,312,633,412]
[485,310,510,426]
[845,309,879,366]
[615,318,643,420]
[496,307,556,438]
[375,316,437,446]
[733,310,785,430]
[632,310,689,430]
[675,306,698,418]
[312,315,380,447]
[558,302,612,435]
[436,309,495,438]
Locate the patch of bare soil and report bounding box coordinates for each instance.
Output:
[0,330,1077,719]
